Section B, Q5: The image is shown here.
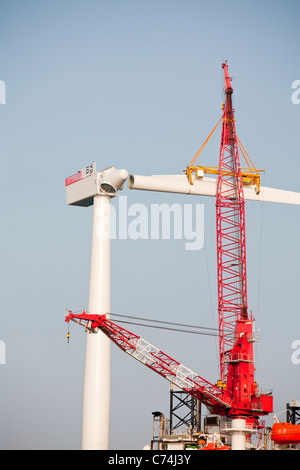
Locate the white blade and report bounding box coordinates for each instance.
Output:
[129,174,300,205]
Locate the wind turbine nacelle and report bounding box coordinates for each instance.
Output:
[65,164,128,206]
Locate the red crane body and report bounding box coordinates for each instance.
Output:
[216,62,249,383]
[215,61,263,416]
[65,61,273,423]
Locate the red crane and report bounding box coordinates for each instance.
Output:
[65,309,272,421]
[65,61,273,440]
[216,61,256,412]
[65,311,233,414]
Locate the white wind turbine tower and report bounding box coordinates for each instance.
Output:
[65,164,128,450]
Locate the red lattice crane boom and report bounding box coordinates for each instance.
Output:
[65,311,232,414]
[216,61,249,384]
[65,310,272,419]
[214,62,273,419]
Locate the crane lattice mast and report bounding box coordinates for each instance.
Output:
[216,61,249,385]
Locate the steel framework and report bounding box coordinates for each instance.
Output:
[216,61,248,383]
[169,389,201,433]
[65,310,272,419]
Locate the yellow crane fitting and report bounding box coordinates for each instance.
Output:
[185,113,265,193]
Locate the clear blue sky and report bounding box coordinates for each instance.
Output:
[0,0,299,449]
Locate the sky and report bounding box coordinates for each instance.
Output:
[0,0,299,450]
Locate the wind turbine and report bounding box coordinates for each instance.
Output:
[65,164,128,450]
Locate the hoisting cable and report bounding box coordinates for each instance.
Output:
[86,310,229,337]
[108,311,220,333]
[66,309,231,340]
[187,116,223,168]
[108,319,220,337]
[66,323,70,351]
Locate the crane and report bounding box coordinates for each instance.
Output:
[65,311,233,414]
[65,62,276,450]
[184,63,272,420]
[65,309,272,449]
[215,61,258,402]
